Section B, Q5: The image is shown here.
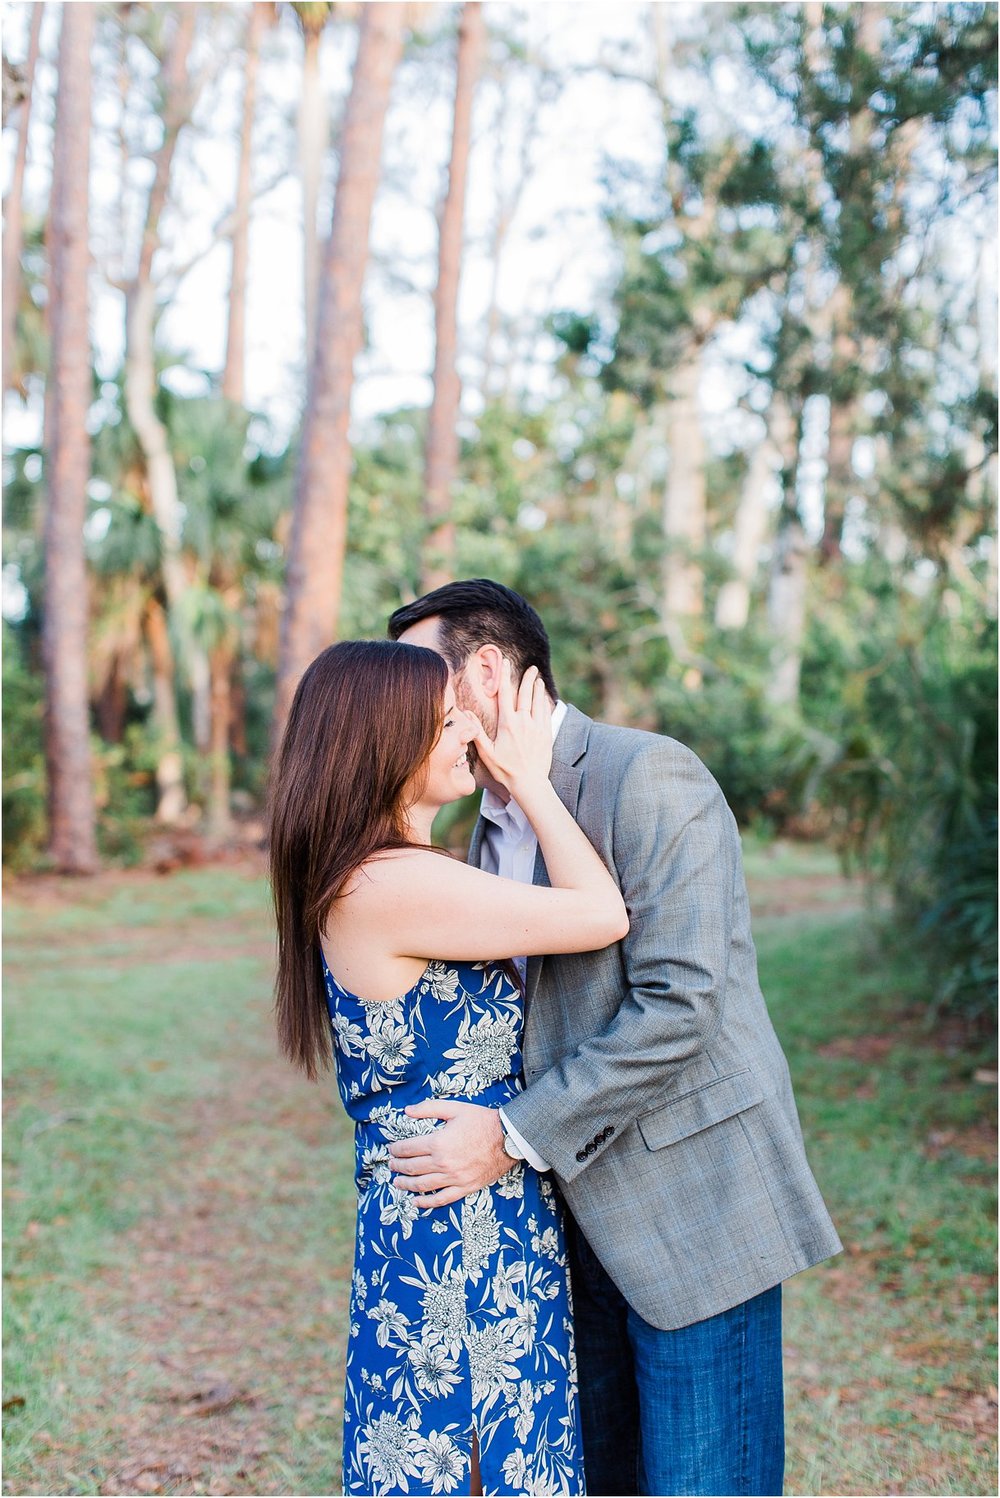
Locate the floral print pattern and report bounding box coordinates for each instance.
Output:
[325,958,583,1497]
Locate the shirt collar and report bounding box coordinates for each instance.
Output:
[480,700,568,829]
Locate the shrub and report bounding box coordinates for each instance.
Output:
[2,624,46,869]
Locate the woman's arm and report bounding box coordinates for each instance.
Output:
[356,664,628,962]
[359,848,626,962]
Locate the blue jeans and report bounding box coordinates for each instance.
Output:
[567,1219,785,1496]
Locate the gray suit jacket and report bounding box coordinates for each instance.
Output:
[473,705,842,1331]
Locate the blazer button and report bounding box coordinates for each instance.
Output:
[575,1149,587,1163]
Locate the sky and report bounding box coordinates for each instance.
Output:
[2,0,681,450]
[3,0,994,582]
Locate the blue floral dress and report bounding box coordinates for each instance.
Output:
[324,956,584,1497]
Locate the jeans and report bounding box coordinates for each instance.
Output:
[567,1218,785,1496]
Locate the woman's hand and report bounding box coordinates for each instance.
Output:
[472,661,552,796]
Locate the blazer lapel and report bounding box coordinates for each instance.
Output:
[468,812,487,869]
[524,707,591,1007]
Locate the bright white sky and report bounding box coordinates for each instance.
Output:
[2,0,693,449]
[3,0,992,571]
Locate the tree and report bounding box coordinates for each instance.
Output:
[421,0,486,589]
[223,1,268,405]
[2,2,43,395]
[292,1,334,368]
[600,6,792,681]
[44,0,98,873]
[275,2,406,736]
[121,5,198,820]
[715,400,791,632]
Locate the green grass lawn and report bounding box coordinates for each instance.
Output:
[3,851,996,1496]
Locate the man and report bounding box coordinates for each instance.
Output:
[386,579,841,1497]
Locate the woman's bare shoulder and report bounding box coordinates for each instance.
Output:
[341,846,455,900]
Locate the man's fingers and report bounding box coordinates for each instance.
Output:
[392,1171,450,1193]
[388,1144,434,1167]
[404,1100,459,1121]
[412,1187,465,1209]
[387,1140,424,1160]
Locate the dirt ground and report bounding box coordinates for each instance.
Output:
[5,853,995,1497]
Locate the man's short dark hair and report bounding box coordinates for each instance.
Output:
[388,580,558,698]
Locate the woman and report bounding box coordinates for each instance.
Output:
[269,640,628,1498]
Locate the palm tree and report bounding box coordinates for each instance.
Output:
[172,395,285,838]
[90,406,186,823]
[44,0,98,872]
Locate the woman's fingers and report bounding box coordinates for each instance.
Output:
[470,723,497,771]
[516,663,539,713]
[496,656,516,725]
[531,672,549,718]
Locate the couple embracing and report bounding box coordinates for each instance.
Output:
[268,579,841,1498]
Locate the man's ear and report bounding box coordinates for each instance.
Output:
[471,644,506,700]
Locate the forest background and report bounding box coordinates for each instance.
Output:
[2,0,996,1017]
[2,1,997,1495]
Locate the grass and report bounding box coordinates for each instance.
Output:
[3,851,997,1496]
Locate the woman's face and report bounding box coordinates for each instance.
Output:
[418,692,478,810]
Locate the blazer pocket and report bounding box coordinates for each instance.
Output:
[637,1069,764,1151]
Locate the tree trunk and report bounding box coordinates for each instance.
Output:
[96,657,128,744]
[207,640,234,840]
[715,398,791,631]
[143,596,187,824]
[766,410,809,709]
[124,3,194,613]
[43,0,98,873]
[421,1,485,590]
[767,517,809,707]
[275,3,406,737]
[820,286,856,566]
[230,657,248,755]
[222,0,266,405]
[661,351,706,627]
[122,6,200,810]
[2,1,43,394]
[299,24,326,369]
[819,3,882,564]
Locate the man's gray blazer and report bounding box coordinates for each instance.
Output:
[474,705,842,1332]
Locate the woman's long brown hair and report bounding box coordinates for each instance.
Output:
[268,640,450,1079]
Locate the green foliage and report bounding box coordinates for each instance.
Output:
[93,725,162,863]
[821,605,997,1019]
[648,669,830,831]
[2,0,995,1057]
[2,623,46,870]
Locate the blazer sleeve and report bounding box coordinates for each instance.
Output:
[501,736,740,1183]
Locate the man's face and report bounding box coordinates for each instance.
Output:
[397,617,499,779]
